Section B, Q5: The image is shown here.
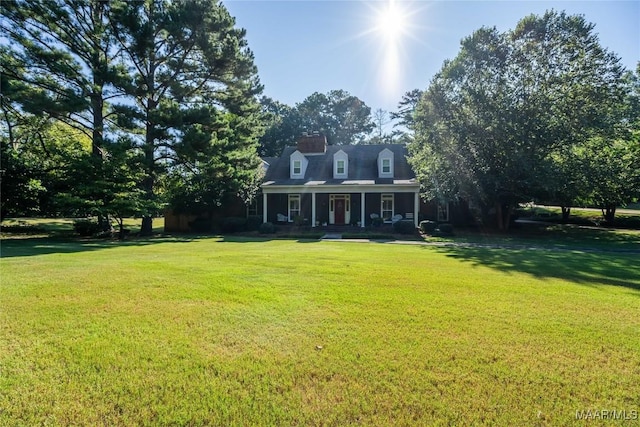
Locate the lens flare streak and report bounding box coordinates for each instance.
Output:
[362,0,422,102]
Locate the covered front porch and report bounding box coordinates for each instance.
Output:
[261,184,420,228]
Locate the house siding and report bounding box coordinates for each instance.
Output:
[395,193,414,220]
[164,210,200,233]
[266,193,287,222]
[365,193,380,226]
[316,194,330,225]
[419,199,472,225]
[164,197,248,233]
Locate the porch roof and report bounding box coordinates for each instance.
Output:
[261,181,419,194]
[262,178,418,186]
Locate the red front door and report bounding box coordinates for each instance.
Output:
[335,199,345,224]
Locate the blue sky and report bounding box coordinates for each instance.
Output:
[225,0,639,116]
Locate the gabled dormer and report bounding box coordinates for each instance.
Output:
[290,150,308,179]
[377,148,394,178]
[333,149,348,179]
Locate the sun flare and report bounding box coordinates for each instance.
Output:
[369,0,415,100]
[375,0,408,44]
[353,0,424,102]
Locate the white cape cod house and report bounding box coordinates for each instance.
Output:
[261,133,421,228]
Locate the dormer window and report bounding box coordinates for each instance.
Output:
[333,150,348,179]
[290,150,308,179]
[382,158,391,174]
[378,148,394,178]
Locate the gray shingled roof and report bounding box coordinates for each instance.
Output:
[263,144,416,186]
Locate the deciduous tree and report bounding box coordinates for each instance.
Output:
[296,90,374,145]
[257,97,302,156]
[409,11,626,230]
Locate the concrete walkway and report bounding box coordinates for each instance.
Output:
[320,233,343,240]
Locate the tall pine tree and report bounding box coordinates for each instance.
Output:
[0,0,126,156]
[110,0,263,234]
[1,0,131,228]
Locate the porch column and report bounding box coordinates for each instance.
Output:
[414,191,419,227]
[263,192,268,223]
[361,191,365,228]
[311,192,316,227]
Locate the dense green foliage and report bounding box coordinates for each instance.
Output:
[1,0,115,219]
[257,97,303,156]
[220,216,248,233]
[2,5,637,230]
[392,219,416,234]
[408,11,637,229]
[72,218,103,236]
[0,0,124,156]
[1,0,263,231]
[258,90,375,156]
[109,0,263,233]
[258,221,276,234]
[419,220,438,234]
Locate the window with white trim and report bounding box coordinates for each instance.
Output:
[381,194,394,223]
[290,150,308,179]
[378,148,394,178]
[333,150,348,179]
[382,158,391,174]
[288,194,300,222]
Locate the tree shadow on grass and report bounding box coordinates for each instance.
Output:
[455,222,640,252]
[432,245,640,292]
[522,223,640,250]
[0,234,210,258]
[0,233,322,258]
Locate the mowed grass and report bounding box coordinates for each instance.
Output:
[1,237,639,426]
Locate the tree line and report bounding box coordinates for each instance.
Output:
[1,5,637,232]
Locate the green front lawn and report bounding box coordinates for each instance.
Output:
[1,236,638,425]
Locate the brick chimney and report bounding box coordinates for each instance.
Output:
[296,131,327,154]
